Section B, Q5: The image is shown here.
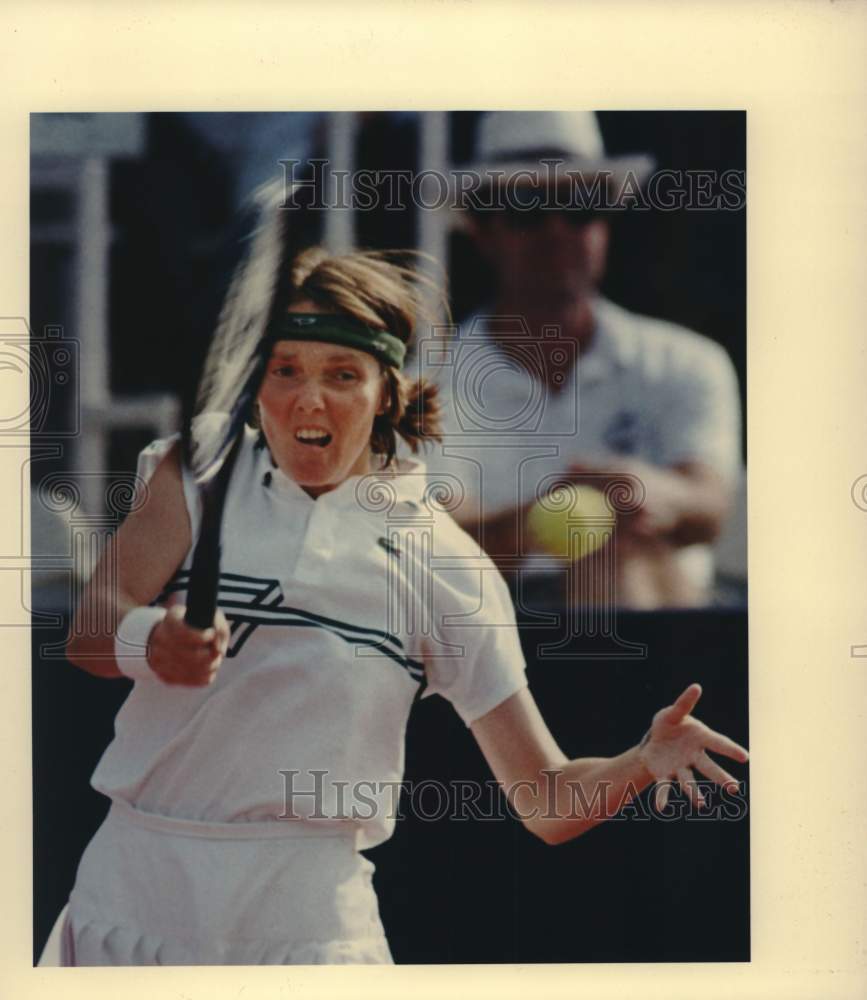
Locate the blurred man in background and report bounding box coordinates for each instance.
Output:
[421,111,742,610]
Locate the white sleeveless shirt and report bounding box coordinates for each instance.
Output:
[91,427,528,849]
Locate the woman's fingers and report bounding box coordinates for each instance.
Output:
[164,609,219,647]
[654,782,671,812]
[208,610,230,654]
[161,655,222,686]
[704,729,749,763]
[676,767,705,808]
[694,750,740,792]
[648,732,746,811]
[154,634,219,663]
[214,609,231,639]
[137,603,227,687]
[156,606,228,649]
[190,644,223,665]
[664,683,703,725]
[147,605,232,686]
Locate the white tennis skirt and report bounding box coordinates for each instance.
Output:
[42,799,393,966]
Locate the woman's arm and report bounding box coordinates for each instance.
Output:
[470,683,748,846]
[65,442,228,684]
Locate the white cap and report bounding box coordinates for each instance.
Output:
[477,110,605,163]
[466,111,654,186]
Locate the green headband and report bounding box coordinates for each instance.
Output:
[263,313,407,369]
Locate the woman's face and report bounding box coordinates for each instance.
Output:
[257,303,387,497]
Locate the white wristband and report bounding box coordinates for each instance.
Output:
[114,606,167,681]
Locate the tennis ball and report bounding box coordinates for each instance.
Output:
[527,484,616,560]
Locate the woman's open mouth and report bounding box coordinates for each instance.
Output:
[294,428,333,448]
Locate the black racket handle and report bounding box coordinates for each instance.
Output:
[184,538,222,630]
[182,431,244,631]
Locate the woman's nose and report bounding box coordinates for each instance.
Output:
[294,378,325,411]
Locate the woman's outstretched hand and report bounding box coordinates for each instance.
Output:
[147,606,231,686]
[637,683,749,810]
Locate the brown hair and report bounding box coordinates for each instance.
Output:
[278,246,446,465]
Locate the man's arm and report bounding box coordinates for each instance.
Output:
[566,457,735,548]
[449,457,734,559]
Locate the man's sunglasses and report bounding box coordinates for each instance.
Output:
[498,204,606,231]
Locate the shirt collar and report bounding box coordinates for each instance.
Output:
[576,297,639,384]
[464,297,637,387]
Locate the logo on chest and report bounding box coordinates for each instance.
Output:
[602,410,640,455]
[377,536,401,559]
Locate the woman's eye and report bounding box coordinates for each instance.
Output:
[333,370,359,382]
[272,366,296,378]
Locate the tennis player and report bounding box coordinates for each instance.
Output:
[47,241,748,965]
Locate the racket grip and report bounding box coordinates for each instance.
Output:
[184,541,221,630]
[182,427,243,632]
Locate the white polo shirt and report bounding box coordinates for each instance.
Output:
[92,427,528,850]
[414,297,742,588]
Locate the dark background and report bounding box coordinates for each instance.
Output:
[31,111,748,963]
